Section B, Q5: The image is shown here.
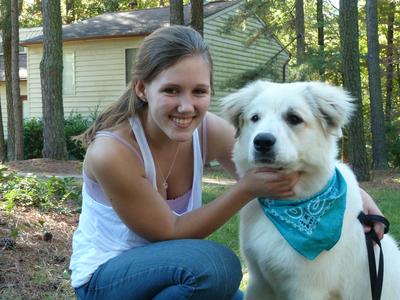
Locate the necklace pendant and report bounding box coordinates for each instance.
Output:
[163,182,168,189]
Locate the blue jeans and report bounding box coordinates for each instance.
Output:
[75,239,244,300]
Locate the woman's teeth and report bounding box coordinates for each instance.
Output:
[172,117,192,127]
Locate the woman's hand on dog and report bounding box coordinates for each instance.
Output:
[238,168,300,199]
[361,188,385,240]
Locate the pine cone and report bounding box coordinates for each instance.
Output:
[0,237,16,250]
[43,232,53,242]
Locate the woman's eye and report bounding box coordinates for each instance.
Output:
[250,114,259,122]
[286,113,303,125]
[163,88,178,94]
[193,89,207,95]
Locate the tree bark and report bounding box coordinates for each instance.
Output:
[339,0,370,181]
[317,0,325,80]
[384,2,395,122]
[40,0,67,159]
[11,0,24,160]
[1,0,15,161]
[170,0,184,25]
[295,0,305,65]
[191,0,203,36]
[366,0,388,170]
[0,1,8,161]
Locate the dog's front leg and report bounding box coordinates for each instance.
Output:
[284,288,335,300]
[244,262,277,300]
[245,277,277,300]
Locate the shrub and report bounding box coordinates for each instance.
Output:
[64,113,93,160]
[24,118,44,159]
[0,165,82,213]
[23,112,96,160]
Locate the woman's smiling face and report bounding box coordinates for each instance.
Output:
[138,55,211,143]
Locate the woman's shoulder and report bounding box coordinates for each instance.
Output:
[84,121,144,179]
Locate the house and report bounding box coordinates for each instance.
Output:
[18,0,289,123]
[0,27,42,130]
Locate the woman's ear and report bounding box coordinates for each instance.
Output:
[134,80,146,101]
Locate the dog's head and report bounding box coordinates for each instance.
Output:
[221,80,354,173]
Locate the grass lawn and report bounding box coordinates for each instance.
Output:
[0,165,399,299]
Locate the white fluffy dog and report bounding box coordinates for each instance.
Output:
[221,80,400,300]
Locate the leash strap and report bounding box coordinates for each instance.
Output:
[357,212,390,300]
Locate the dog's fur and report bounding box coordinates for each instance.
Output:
[221,80,400,300]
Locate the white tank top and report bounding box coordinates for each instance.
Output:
[69,116,204,288]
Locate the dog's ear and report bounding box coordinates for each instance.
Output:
[221,80,269,138]
[304,82,355,137]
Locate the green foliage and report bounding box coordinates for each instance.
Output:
[23,112,96,160]
[386,120,400,168]
[0,166,81,213]
[20,0,167,27]
[24,118,44,159]
[64,112,95,160]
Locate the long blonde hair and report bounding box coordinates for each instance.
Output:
[78,25,213,146]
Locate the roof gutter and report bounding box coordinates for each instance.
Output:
[20,32,151,47]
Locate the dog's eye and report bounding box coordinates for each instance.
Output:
[251,114,260,123]
[286,113,303,126]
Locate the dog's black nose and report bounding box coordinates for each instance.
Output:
[253,133,276,152]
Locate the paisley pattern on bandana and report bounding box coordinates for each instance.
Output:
[258,168,347,260]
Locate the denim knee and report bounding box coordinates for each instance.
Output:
[74,239,243,300]
[185,239,243,300]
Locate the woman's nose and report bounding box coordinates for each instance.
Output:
[177,94,195,113]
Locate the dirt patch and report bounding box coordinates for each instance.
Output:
[360,169,400,190]
[0,207,78,299]
[5,159,82,176]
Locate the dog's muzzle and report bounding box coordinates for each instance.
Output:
[253,133,276,163]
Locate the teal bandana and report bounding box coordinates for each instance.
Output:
[258,168,347,260]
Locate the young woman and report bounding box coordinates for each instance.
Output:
[70,25,383,300]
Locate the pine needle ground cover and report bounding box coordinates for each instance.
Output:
[0,165,399,299]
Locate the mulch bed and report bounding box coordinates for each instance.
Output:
[0,207,78,299]
[5,159,82,176]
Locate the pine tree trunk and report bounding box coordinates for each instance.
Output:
[40,0,67,160]
[295,0,305,65]
[317,0,325,80]
[385,2,395,122]
[0,2,8,161]
[366,0,388,170]
[1,0,15,161]
[11,0,24,160]
[191,0,203,36]
[170,0,184,25]
[339,0,370,181]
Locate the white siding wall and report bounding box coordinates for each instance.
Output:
[0,81,27,137]
[204,4,290,113]
[26,36,144,120]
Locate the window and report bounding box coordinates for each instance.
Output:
[125,48,137,85]
[63,52,75,95]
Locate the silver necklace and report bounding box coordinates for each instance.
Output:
[152,143,180,190]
